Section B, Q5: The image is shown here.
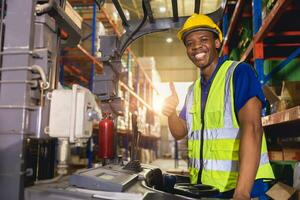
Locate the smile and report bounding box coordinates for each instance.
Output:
[195,52,206,60]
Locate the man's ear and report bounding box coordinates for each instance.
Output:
[215,38,221,49]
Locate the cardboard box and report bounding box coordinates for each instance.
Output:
[263,81,300,113]
[281,81,300,109]
[283,149,300,161]
[266,182,298,200]
[65,1,82,29]
[263,85,281,105]
[269,149,300,161]
[269,151,284,161]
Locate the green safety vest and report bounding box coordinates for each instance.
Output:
[185,60,274,192]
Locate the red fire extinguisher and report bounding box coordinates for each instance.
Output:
[98,112,114,159]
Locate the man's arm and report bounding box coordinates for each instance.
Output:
[162,82,188,140]
[233,96,263,200]
[168,113,188,140]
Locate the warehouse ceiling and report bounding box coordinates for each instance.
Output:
[118,0,225,82]
[119,0,224,82]
[119,0,224,19]
[68,0,225,83]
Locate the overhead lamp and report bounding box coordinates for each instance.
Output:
[159,6,166,13]
[166,37,173,43]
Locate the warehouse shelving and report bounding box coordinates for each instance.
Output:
[119,81,158,115]
[65,1,161,162]
[221,0,246,56]
[222,0,300,61]
[262,106,300,139]
[241,0,299,62]
[222,0,300,162]
[100,7,160,95]
[66,1,159,111]
[60,1,100,88]
[98,5,160,117]
[99,4,161,162]
[61,44,103,86]
[62,2,159,115]
[68,1,160,94]
[262,106,300,126]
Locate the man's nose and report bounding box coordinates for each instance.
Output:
[192,42,203,50]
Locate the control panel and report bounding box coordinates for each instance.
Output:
[69,165,138,192]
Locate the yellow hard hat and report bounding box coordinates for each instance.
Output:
[177,13,223,42]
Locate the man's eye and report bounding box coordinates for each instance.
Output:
[201,38,208,43]
[186,42,193,47]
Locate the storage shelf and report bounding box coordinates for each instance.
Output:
[262,106,300,126]
[254,0,293,43]
[119,81,158,115]
[224,0,300,60]
[254,0,300,59]
[61,44,103,86]
[268,149,300,161]
[221,0,245,53]
[63,45,103,72]
[63,3,158,115]
[64,64,89,84]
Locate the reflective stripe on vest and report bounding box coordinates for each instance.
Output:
[189,152,271,172]
[188,128,240,141]
[185,60,274,192]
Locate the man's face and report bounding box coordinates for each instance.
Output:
[184,30,221,69]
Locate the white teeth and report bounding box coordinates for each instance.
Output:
[195,53,205,60]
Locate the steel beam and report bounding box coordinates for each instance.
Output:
[171,0,179,22]
[112,0,130,28]
[194,0,201,14]
[263,47,300,84]
[144,0,154,23]
[252,0,264,85]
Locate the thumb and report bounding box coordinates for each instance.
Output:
[169,82,177,96]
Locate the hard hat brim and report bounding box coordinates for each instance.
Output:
[182,27,220,42]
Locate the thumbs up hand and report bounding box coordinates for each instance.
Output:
[162,82,179,117]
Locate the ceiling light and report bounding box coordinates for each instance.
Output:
[159,6,166,13]
[166,37,173,43]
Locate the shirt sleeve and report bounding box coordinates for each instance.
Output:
[179,83,195,121]
[179,104,187,120]
[233,62,267,115]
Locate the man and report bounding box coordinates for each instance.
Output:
[162,14,274,199]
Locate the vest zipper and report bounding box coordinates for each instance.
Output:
[198,109,205,184]
[196,63,223,184]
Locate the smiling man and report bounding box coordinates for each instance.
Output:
[162,14,274,199]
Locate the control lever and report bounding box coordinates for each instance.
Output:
[131,113,139,161]
[123,113,142,172]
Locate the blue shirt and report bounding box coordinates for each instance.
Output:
[179,58,266,120]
